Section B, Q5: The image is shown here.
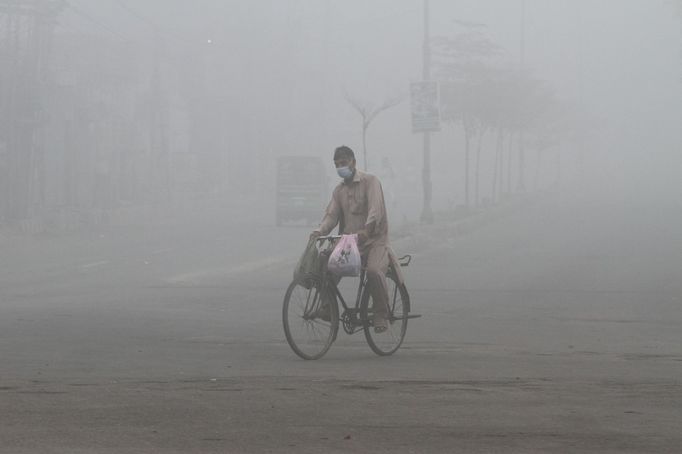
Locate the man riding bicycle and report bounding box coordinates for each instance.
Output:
[310,146,403,333]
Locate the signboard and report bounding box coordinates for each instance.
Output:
[410,81,441,133]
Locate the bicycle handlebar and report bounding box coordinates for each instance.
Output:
[315,235,342,242]
[314,235,412,267]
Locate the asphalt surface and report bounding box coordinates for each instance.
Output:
[1,194,681,453]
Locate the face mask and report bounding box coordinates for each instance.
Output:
[337,166,353,179]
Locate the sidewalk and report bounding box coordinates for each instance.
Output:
[392,192,547,255]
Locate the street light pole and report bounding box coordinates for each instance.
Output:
[517,0,526,192]
[420,0,434,224]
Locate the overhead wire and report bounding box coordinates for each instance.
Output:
[111,0,158,31]
[111,0,194,47]
[60,0,193,68]
[62,0,129,41]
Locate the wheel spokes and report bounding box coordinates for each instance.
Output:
[364,279,408,355]
[284,280,337,359]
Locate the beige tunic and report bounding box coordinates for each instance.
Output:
[316,170,405,307]
[317,170,388,252]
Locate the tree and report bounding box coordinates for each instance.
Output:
[342,91,403,171]
[436,22,565,207]
[433,25,500,208]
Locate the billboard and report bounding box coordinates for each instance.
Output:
[410,81,441,133]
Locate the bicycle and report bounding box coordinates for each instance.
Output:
[282,235,420,360]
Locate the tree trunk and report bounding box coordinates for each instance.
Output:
[498,132,505,200]
[362,122,368,171]
[555,149,562,189]
[506,132,514,195]
[464,130,471,208]
[517,130,525,191]
[492,128,503,204]
[475,129,485,207]
[534,149,542,190]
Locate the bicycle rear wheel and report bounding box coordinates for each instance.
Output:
[282,277,338,360]
[361,273,410,356]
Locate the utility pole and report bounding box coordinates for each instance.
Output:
[420,0,434,224]
[517,0,526,192]
[0,0,64,223]
[148,33,170,201]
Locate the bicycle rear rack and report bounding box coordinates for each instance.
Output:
[398,254,412,267]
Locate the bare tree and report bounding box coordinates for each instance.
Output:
[342,91,404,171]
[433,25,500,208]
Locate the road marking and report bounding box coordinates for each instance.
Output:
[163,257,291,285]
[79,260,110,270]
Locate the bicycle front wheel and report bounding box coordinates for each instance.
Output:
[282,277,339,360]
[361,273,410,356]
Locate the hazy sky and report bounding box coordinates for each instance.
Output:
[58,0,682,203]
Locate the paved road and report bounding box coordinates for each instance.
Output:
[1,195,681,453]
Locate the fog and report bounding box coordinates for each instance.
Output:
[1,1,682,450]
[3,0,680,225]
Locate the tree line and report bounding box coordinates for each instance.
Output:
[434,23,577,209]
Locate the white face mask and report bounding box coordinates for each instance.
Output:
[337,166,353,179]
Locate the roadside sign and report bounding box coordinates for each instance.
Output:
[410,81,441,133]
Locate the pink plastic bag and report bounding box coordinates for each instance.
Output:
[327,234,361,277]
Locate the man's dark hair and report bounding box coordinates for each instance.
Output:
[333,145,355,161]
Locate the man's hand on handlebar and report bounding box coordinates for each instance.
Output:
[312,231,368,244]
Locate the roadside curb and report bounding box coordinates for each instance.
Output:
[391,193,547,255]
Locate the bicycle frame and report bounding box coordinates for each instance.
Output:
[315,235,408,335]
